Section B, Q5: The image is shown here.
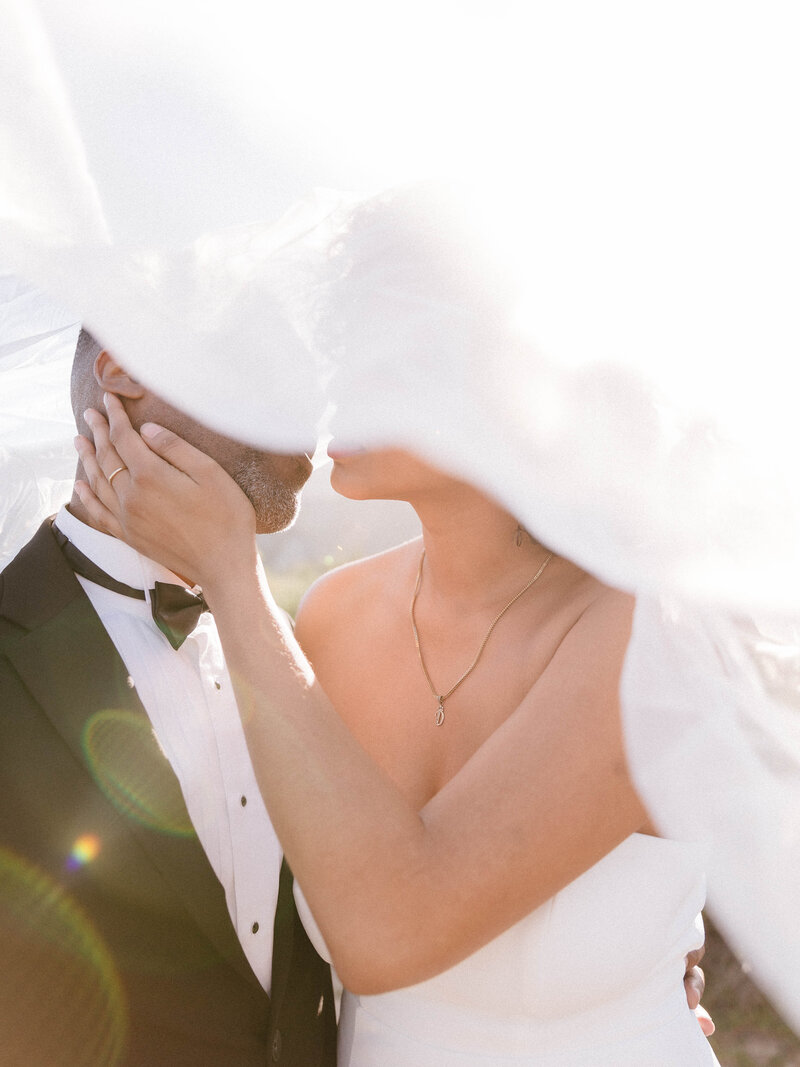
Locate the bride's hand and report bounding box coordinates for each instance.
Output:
[74,393,257,587]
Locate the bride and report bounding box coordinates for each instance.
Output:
[73,191,719,1065]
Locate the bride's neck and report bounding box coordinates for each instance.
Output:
[411,488,548,609]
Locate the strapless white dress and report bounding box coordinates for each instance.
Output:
[298,833,719,1066]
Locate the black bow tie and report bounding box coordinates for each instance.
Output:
[52,524,210,650]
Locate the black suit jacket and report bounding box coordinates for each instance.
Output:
[0,520,336,1066]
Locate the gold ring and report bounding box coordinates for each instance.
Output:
[108,465,127,487]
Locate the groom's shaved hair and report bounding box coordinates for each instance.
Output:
[74,327,102,372]
[70,327,104,431]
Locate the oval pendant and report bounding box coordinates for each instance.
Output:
[435,702,445,727]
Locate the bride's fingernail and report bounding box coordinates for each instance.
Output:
[141,422,164,439]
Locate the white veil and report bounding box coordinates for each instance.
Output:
[2,0,799,1031]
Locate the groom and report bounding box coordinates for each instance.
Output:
[0,329,336,1065]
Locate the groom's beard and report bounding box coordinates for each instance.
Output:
[232,450,307,534]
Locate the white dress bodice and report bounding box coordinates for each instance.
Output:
[298,833,719,1065]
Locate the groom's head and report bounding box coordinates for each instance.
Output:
[71,328,312,534]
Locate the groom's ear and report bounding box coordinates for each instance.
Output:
[93,349,147,401]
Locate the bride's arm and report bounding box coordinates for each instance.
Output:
[76,397,646,995]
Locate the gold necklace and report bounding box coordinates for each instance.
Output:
[410,548,554,727]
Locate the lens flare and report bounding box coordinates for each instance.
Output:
[82,709,195,838]
[0,847,128,1065]
[65,833,102,872]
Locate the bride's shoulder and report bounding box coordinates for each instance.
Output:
[295,538,421,642]
[582,583,635,651]
[550,559,634,640]
[574,568,633,610]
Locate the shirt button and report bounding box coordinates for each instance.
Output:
[271,1029,282,1061]
[125,676,135,689]
[214,680,221,690]
[251,921,259,934]
[240,795,247,807]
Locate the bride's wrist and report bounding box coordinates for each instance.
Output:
[196,538,262,603]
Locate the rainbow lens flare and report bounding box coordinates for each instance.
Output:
[65,833,102,872]
[0,847,128,1065]
[82,709,195,837]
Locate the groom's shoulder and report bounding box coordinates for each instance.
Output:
[0,532,41,639]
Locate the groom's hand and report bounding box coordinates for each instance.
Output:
[684,946,715,1037]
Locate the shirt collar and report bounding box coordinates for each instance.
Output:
[54,505,194,592]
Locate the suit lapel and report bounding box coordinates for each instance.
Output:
[3,521,262,991]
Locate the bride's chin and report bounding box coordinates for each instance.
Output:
[328,464,367,500]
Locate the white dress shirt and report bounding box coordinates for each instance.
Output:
[54,505,282,993]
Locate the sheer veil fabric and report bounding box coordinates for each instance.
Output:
[2,0,799,1031]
